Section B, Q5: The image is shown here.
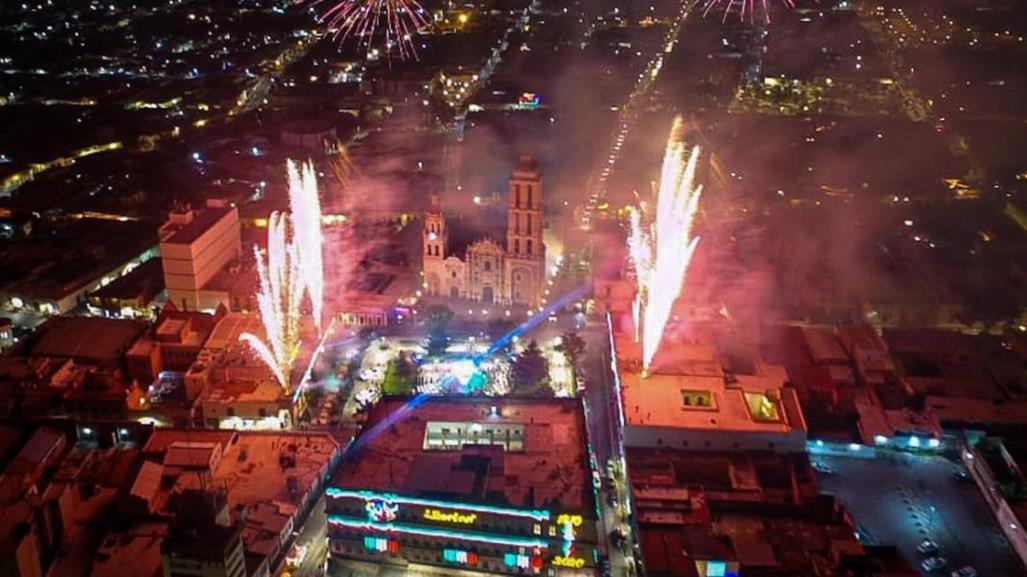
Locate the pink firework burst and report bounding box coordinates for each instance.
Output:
[309,0,430,60]
[699,0,795,23]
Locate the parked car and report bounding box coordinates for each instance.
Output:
[917,539,940,555]
[811,461,835,475]
[921,557,949,572]
[950,567,977,577]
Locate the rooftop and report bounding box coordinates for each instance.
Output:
[332,397,592,513]
[143,430,339,512]
[614,333,805,434]
[628,449,866,577]
[89,257,164,303]
[92,523,167,577]
[29,317,147,367]
[160,205,234,246]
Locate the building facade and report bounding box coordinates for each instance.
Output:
[159,200,242,312]
[327,398,598,577]
[423,157,546,309]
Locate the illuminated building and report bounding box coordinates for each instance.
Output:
[611,328,808,453]
[423,156,546,309]
[159,199,242,312]
[327,397,598,576]
[188,313,294,429]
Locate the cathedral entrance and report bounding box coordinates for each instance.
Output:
[481,286,494,304]
[450,286,459,299]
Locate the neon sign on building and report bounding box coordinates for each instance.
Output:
[503,552,543,572]
[327,488,551,521]
[423,508,477,524]
[366,499,398,523]
[328,516,550,549]
[442,548,479,565]
[363,537,399,554]
[553,555,586,568]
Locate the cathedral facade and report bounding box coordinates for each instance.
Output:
[423,156,546,309]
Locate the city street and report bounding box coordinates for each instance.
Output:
[292,495,330,577]
[817,452,1026,577]
[580,321,638,577]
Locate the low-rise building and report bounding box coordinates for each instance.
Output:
[187,313,292,429]
[626,448,911,577]
[327,397,599,577]
[612,331,807,454]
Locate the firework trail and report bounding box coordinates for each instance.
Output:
[628,117,704,373]
[287,160,325,333]
[240,212,306,390]
[699,0,794,23]
[309,0,430,60]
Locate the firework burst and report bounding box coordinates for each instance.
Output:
[240,211,305,390]
[628,116,704,373]
[310,0,430,60]
[287,160,325,333]
[241,160,326,391]
[698,0,795,24]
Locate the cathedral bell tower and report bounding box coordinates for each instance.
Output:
[423,193,447,296]
[505,156,545,308]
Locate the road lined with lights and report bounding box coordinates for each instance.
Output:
[580,1,693,229]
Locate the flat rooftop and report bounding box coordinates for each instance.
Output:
[89,257,164,302]
[143,430,339,512]
[614,333,804,434]
[203,313,263,351]
[29,317,147,366]
[161,206,233,246]
[332,397,593,513]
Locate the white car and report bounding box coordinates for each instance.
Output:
[921,557,948,573]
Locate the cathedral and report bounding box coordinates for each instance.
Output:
[423,156,546,309]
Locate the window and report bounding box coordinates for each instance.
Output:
[451,271,457,278]
[527,213,533,234]
[484,261,492,272]
[227,407,235,417]
[259,408,266,417]
[515,184,521,206]
[514,239,520,253]
[527,185,533,207]
[527,240,533,254]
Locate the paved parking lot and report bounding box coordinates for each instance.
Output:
[816,452,1025,576]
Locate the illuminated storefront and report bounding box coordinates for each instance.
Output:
[327,489,597,576]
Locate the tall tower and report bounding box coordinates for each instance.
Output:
[505,156,545,308]
[423,193,447,296]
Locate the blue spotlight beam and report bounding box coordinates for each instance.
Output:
[477,282,592,362]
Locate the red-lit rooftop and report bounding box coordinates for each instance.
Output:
[332,397,593,513]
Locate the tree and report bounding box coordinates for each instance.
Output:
[427,325,450,358]
[511,340,549,395]
[555,331,586,366]
[383,353,418,395]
